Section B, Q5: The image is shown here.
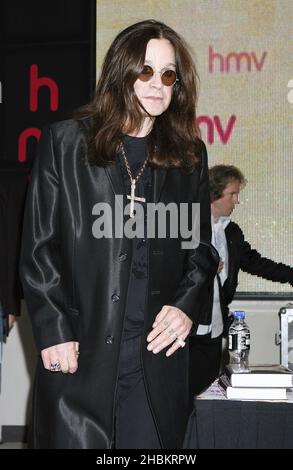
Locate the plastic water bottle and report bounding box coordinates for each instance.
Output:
[228,310,250,372]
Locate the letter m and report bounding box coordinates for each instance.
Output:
[226,52,251,72]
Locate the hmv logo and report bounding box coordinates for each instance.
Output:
[209,46,267,73]
[196,115,236,145]
[18,64,59,162]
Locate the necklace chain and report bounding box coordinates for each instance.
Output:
[119,142,148,218]
[120,143,148,184]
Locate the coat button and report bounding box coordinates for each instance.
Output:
[105,335,114,344]
[118,253,127,262]
[111,293,120,302]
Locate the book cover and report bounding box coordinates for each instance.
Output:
[225,364,293,388]
[219,375,288,400]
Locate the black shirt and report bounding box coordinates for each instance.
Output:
[119,135,152,338]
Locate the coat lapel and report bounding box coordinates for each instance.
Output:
[104,162,126,211]
[104,163,125,196]
[223,227,234,292]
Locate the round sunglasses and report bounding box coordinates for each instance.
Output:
[138,65,178,87]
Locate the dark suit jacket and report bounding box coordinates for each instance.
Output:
[221,221,293,325]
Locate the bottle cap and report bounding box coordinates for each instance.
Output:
[233,310,245,320]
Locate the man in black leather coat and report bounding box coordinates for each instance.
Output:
[20,20,217,449]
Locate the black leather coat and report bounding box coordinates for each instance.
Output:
[20,119,217,449]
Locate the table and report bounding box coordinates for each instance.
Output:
[184,384,293,449]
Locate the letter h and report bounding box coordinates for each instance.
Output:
[30,64,59,112]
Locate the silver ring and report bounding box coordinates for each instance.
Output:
[50,362,61,372]
[177,338,186,348]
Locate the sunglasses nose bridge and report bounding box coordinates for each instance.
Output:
[149,70,163,87]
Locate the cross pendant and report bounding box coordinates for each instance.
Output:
[127,179,146,218]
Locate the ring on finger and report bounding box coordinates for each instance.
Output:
[177,338,186,348]
[50,362,61,372]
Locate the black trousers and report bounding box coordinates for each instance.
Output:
[189,334,223,395]
[115,335,161,449]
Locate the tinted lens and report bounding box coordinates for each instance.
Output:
[161,69,177,86]
[138,65,154,82]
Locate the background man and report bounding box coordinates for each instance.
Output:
[190,164,293,395]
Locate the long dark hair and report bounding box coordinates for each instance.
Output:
[81,19,201,168]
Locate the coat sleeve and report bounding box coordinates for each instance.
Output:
[20,126,75,351]
[237,225,293,285]
[170,141,218,324]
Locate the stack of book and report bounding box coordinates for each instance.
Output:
[219,364,293,400]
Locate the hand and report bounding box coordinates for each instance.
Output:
[8,314,16,330]
[41,341,80,374]
[217,259,224,273]
[147,306,192,357]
